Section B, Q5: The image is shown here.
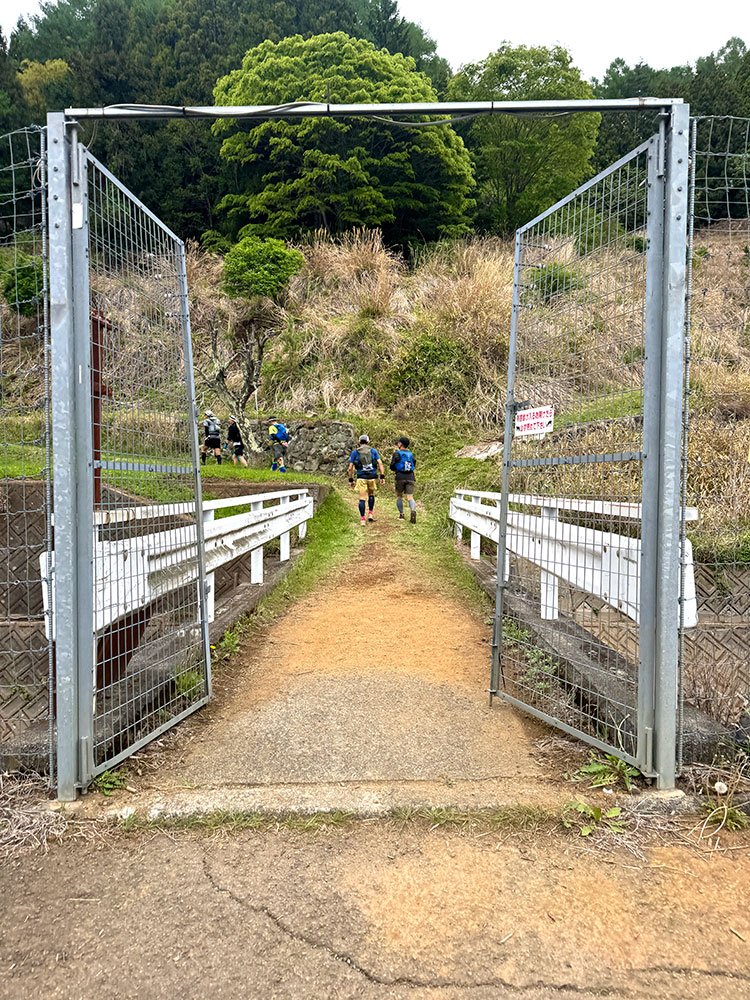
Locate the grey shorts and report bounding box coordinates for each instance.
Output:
[272,441,286,460]
[395,480,415,497]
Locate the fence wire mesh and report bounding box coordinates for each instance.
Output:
[0,127,54,779]
[85,153,209,775]
[498,140,653,767]
[681,116,750,757]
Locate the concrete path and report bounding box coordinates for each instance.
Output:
[3,822,750,1000]
[111,501,564,819]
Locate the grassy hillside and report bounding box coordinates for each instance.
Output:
[187,228,750,559]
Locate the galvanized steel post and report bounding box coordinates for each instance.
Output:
[48,113,79,800]
[70,133,95,790]
[653,104,690,789]
[490,231,523,701]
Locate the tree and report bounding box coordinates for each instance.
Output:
[214,32,475,245]
[201,238,304,447]
[354,0,409,54]
[448,45,600,233]
[352,0,451,94]
[17,58,74,119]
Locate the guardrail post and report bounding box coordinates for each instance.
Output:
[279,495,291,561]
[453,498,463,541]
[470,495,481,561]
[250,500,264,583]
[297,492,308,540]
[540,505,559,620]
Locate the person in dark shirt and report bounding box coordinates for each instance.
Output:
[347,434,385,525]
[389,435,417,523]
[226,416,248,467]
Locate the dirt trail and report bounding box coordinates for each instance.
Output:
[7,500,750,1000]
[126,500,561,815]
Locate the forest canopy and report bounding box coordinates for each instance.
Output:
[1,1,748,242]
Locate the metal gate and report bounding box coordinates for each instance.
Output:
[492,108,689,786]
[47,114,211,798]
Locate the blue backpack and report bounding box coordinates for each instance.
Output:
[269,422,289,442]
[394,449,415,473]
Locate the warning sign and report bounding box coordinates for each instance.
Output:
[514,404,554,437]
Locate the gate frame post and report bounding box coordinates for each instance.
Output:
[176,241,212,701]
[48,113,95,799]
[490,231,523,700]
[654,103,690,789]
[71,130,96,790]
[642,105,690,790]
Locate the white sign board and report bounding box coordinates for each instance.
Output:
[515,405,554,437]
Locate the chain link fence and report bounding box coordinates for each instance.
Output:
[681,116,750,757]
[0,127,54,779]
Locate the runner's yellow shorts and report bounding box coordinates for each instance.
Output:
[356,478,377,498]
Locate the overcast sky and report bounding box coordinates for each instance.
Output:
[2,0,749,81]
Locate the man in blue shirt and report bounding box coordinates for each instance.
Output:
[347,434,385,525]
[390,435,417,523]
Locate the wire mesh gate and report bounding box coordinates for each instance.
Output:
[679,116,750,765]
[47,115,210,798]
[0,127,54,779]
[492,111,690,786]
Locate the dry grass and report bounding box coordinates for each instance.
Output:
[0,772,67,862]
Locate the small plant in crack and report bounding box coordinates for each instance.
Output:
[562,800,628,837]
[571,751,641,792]
[91,769,128,796]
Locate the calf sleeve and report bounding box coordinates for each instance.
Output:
[408,498,416,511]
[396,498,404,514]
[216,455,222,465]
[359,499,366,517]
[368,494,375,511]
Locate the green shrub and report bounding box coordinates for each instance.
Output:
[527,263,582,305]
[223,237,304,300]
[385,331,475,404]
[2,254,44,317]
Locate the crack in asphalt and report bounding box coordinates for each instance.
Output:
[199,852,634,995]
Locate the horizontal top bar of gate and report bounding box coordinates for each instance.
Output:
[64,97,685,121]
[453,490,699,522]
[90,489,310,525]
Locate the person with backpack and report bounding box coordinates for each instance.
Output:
[226,416,248,467]
[347,434,385,525]
[390,435,418,523]
[201,410,222,465]
[268,419,290,472]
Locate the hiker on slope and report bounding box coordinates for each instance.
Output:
[390,435,418,523]
[348,434,385,525]
[226,416,248,467]
[268,419,290,473]
[200,410,222,465]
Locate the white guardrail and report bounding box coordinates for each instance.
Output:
[41,489,314,637]
[449,490,698,628]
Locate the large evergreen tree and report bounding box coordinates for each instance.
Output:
[213,32,475,244]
